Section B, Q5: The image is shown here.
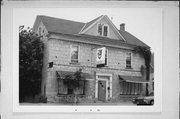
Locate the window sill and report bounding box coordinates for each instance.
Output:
[96,64,109,68]
[97,34,108,38]
[125,67,133,70]
[69,62,80,65]
[57,94,85,97]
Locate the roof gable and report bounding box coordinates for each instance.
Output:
[32,15,149,48]
[79,15,125,41]
[79,15,103,33]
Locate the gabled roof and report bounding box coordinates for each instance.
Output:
[35,15,85,35]
[119,30,149,48]
[33,15,149,48]
[79,15,126,42]
[79,15,103,33]
[49,33,146,49]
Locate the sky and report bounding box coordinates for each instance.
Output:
[14,8,162,52]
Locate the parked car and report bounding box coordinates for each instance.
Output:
[132,92,154,105]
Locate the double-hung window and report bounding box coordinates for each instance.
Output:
[126,52,131,68]
[39,27,42,36]
[98,23,108,37]
[98,24,103,36]
[103,25,108,37]
[71,45,79,64]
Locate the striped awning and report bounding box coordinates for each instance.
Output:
[118,75,149,83]
[56,71,94,80]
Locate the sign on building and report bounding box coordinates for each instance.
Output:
[96,47,107,67]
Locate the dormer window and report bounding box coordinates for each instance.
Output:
[97,23,109,37]
[98,24,103,36]
[39,27,42,36]
[103,25,108,36]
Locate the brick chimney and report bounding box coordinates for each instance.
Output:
[120,23,125,31]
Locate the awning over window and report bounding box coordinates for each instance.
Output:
[56,71,94,80]
[118,75,149,83]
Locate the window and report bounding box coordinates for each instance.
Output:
[126,52,131,68]
[120,82,142,95]
[103,25,108,37]
[71,45,79,63]
[97,23,109,37]
[57,80,86,95]
[98,24,102,36]
[39,27,41,36]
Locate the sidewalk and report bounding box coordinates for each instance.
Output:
[21,99,136,106]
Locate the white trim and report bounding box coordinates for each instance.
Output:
[70,44,80,63]
[78,23,87,34]
[97,23,109,37]
[125,52,132,69]
[105,48,108,66]
[97,23,102,36]
[80,15,104,34]
[95,73,112,101]
[103,24,109,37]
[104,15,126,42]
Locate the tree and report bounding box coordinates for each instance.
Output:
[57,69,85,104]
[134,46,151,81]
[19,26,44,101]
[135,46,151,96]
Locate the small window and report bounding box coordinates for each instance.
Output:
[103,25,108,36]
[98,24,102,36]
[126,52,131,68]
[97,23,108,37]
[39,27,41,36]
[71,45,79,63]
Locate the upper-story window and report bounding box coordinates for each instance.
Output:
[97,23,109,37]
[70,45,79,64]
[39,27,42,36]
[103,25,108,37]
[126,52,131,68]
[98,24,103,36]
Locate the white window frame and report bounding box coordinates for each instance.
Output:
[38,27,42,36]
[97,23,109,37]
[70,45,80,64]
[103,24,109,37]
[105,48,108,66]
[126,52,132,69]
[97,23,103,36]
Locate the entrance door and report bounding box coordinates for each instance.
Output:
[98,80,106,102]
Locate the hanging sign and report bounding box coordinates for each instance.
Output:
[96,47,107,66]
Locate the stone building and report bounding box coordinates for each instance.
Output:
[33,15,151,103]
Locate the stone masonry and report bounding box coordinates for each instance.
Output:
[42,38,146,103]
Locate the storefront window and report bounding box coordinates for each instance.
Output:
[120,82,141,95]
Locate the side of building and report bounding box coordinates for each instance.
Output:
[33,15,151,103]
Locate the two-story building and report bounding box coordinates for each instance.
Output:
[33,15,151,103]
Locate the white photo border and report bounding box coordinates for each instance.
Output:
[12,3,163,113]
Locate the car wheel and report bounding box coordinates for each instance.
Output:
[150,100,154,105]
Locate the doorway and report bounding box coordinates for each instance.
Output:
[95,73,112,101]
[98,80,106,102]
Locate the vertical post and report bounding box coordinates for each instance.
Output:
[83,80,85,95]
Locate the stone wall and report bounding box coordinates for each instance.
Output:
[43,38,146,102]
